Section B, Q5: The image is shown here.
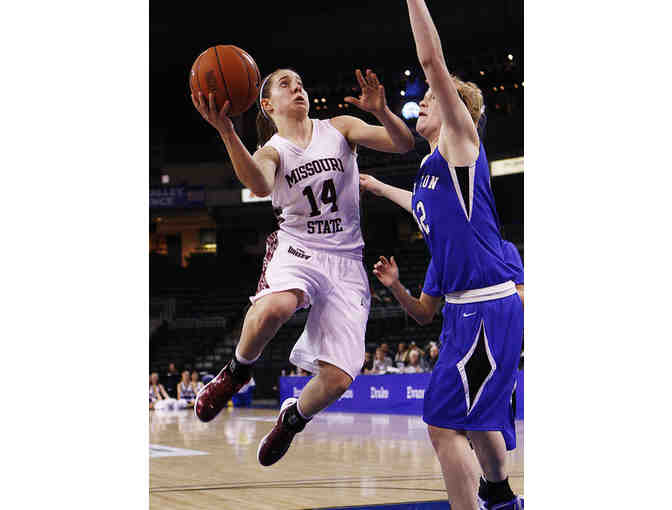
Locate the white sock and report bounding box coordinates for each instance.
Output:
[296,399,313,421]
[235,346,260,365]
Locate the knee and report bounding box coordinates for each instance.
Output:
[428,425,462,452]
[257,300,295,330]
[321,364,352,396]
[332,374,352,396]
[427,425,443,450]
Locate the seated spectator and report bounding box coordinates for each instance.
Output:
[394,342,409,367]
[289,365,310,376]
[191,370,204,395]
[163,362,180,398]
[150,372,177,411]
[372,347,393,374]
[426,344,440,371]
[362,351,374,374]
[176,370,196,409]
[409,341,425,357]
[380,343,394,365]
[403,349,426,373]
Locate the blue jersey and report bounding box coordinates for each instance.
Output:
[412,143,518,295]
[501,240,523,285]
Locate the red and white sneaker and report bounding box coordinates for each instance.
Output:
[194,362,250,423]
[257,398,307,467]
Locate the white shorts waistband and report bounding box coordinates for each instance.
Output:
[445,280,517,304]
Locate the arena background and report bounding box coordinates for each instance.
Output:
[6,0,671,508]
[149,1,523,402]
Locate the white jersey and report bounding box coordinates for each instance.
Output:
[264,118,364,260]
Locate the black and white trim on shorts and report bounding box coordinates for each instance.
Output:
[456,319,497,415]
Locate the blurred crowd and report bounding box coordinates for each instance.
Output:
[284,340,440,377]
[362,341,439,374]
[150,362,255,411]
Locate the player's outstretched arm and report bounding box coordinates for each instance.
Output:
[406,0,478,163]
[330,69,415,154]
[360,174,412,213]
[373,256,441,325]
[192,92,277,197]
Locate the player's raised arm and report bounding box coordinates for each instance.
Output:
[330,69,415,154]
[359,174,413,213]
[192,92,277,197]
[406,0,478,161]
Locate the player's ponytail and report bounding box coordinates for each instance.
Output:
[256,70,280,147]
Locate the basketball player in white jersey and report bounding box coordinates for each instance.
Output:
[191,67,415,466]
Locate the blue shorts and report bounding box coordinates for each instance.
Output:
[423,293,523,450]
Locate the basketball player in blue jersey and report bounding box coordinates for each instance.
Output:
[360,2,524,509]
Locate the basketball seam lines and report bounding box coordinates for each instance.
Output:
[232,47,253,109]
[213,46,231,109]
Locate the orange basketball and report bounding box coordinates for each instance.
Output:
[189,45,261,117]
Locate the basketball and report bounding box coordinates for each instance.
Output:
[189,45,261,117]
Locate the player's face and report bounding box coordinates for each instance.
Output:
[191,372,199,382]
[417,88,441,141]
[269,71,309,118]
[150,373,158,385]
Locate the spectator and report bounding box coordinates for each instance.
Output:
[150,372,177,411]
[380,343,393,365]
[191,370,204,395]
[409,341,425,357]
[163,362,180,398]
[403,349,426,373]
[426,344,440,371]
[394,342,409,367]
[289,365,310,376]
[372,347,393,374]
[177,370,196,409]
[362,351,374,374]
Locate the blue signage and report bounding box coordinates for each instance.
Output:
[279,371,524,419]
[150,186,205,208]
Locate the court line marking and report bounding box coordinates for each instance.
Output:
[150,473,443,490]
[150,484,448,494]
[149,444,209,458]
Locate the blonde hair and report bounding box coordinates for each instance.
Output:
[452,75,484,127]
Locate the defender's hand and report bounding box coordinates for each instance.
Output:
[359,174,385,196]
[344,69,387,114]
[373,256,400,288]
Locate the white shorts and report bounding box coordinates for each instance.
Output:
[250,231,371,381]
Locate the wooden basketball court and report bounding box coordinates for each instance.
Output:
[150,407,523,509]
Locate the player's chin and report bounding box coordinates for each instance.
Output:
[292,101,308,113]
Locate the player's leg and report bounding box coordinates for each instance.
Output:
[257,361,352,467]
[468,430,520,508]
[427,425,481,510]
[195,289,304,422]
[295,360,352,417]
[257,256,370,466]
[236,289,304,361]
[469,430,508,483]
